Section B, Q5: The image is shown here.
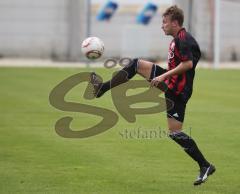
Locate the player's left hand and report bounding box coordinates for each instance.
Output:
[150,75,166,88]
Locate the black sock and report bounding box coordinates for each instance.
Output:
[100,58,138,94]
[169,131,210,168]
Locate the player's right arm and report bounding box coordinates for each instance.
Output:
[150,60,192,87]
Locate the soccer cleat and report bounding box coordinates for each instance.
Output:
[193,164,216,186]
[89,72,104,98]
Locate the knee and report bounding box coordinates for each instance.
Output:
[137,59,153,74]
[121,58,138,79]
[134,58,142,71]
[132,58,139,70]
[124,58,138,69]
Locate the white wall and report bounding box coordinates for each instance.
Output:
[0,1,172,60]
[177,0,240,61]
[0,0,68,58]
[90,6,172,60]
[220,0,240,61]
[0,0,239,61]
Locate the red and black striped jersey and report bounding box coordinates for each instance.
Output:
[165,28,201,101]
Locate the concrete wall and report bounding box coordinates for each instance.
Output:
[0,0,89,60]
[0,0,239,61]
[0,0,69,58]
[175,0,240,61]
[219,0,240,61]
[90,4,172,60]
[0,1,172,61]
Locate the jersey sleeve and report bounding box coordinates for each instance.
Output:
[177,38,193,62]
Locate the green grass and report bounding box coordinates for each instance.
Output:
[0,67,240,194]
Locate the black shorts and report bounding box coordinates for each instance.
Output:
[150,64,186,123]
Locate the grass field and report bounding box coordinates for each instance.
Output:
[0,67,240,194]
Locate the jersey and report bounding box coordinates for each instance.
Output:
[165,28,201,103]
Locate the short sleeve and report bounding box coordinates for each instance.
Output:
[177,38,193,62]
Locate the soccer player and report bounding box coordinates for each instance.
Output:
[90,5,215,185]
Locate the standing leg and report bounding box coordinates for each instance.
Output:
[166,93,216,185]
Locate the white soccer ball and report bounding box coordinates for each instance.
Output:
[81,37,104,60]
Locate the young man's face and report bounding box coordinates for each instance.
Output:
[162,15,175,36]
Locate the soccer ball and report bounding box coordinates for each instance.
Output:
[81,37,104,60]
